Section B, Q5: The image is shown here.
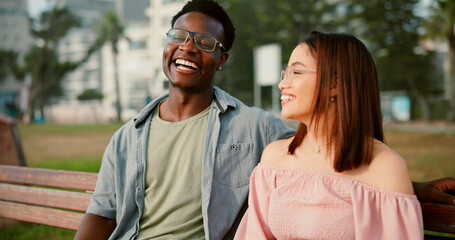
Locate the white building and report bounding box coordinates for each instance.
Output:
[145,0,187,99]
[101,23,151,121]
[47,0,155,123]
[0,0,34,118]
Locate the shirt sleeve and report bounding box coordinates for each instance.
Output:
[234,165,277,240]
[351,184,424,240]
[86,137,117,220]
[265,112,295,143]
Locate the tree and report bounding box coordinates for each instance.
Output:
[219,0,339,107]
[24,7,90,123]
[345,0,443,121]
[0,50,26,83]
[77,88,104,123]
[77,88,104,101]
[0,50,14,83]
[424,0,455,121]
[220,0,441,121]
[89,10,128,122]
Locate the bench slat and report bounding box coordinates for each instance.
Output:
[0,200,84,230]
[421,202,455,235]
[0,165,97,191]
[0,183,91,212]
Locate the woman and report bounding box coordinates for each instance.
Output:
[234,31,423,239]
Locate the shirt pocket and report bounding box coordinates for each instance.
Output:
[215,143,256,187]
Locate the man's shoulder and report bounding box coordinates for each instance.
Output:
[214,87,271,116]
[108,119,139,144]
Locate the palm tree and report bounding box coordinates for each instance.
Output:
[26,7,83,123]
[90,10,128,122]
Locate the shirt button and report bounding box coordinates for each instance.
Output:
[231,144,237,150]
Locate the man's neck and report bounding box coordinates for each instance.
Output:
[159,87,214,122]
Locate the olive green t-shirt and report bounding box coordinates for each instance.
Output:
[137,104,209,240]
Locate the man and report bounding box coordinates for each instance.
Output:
[76,1,294,239]
[75,1,455,239]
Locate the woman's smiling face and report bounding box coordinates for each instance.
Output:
[278,43,317,124]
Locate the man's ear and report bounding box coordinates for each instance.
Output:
[217,52,229,70]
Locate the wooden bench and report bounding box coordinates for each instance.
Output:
[0,164,97,230]
[0,164,454,239]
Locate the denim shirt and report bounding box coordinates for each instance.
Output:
[86,87,295,240]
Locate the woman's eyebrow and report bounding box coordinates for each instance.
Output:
[290,61,308,68]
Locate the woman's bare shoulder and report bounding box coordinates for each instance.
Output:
[260,137,293,167]
[357,140,414,194]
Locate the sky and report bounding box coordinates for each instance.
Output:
[27,0,52,18]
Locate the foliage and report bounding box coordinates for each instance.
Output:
[77,88,104,101]
[21,7,92,123]
[218,0,442,120]
[0,49,26,83]
[30,8,81,45]
[89,10,128,122]
[423,0,455,120]
[218,0,340,106]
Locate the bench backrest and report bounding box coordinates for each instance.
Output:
[421,202,455,239]
[0,164,98,230]
[0,164,454,238]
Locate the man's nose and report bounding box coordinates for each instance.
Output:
[179,35,198,52]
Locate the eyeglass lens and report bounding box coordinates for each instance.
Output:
[281,68,292,85]
[167,29,218,52]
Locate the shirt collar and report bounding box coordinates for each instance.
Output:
[134,87,237,128]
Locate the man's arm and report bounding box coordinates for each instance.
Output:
[74,213,116,240]
[413,177,455,205]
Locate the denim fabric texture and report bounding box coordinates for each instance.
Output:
[86,87,295,240]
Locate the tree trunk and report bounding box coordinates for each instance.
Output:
[446,2,455,121]
[448,30,455,121]
[407,77,432,121]
[416,93,431,121]
[112,46,122,122]
[29,100,36,124]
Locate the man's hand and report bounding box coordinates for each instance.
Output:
[413,177,455,205]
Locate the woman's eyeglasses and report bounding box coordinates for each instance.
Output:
[280,66,316,85]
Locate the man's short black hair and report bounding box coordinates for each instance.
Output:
[171,0,235,52]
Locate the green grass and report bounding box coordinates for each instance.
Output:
[28,157,102,172]
[0,223,75,240]
[19,123,123,137]
[424,230,455,238]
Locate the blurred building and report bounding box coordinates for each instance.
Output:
[46,0,154,123]
[45,0,114,123]
[145,0,188,99]
[101,0,152,121]
[0,0,34,118]
[100,23,151,121]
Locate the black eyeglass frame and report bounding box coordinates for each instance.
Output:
[166,28,226,52]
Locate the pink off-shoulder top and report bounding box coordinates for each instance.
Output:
[234,164,423,240]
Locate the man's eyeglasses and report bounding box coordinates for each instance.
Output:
[166,28,226,52]
[280,66,316,85]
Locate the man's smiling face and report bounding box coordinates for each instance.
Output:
[162,11,228,92]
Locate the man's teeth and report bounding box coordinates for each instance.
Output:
[175,59,198,69]
[281,95,295,101]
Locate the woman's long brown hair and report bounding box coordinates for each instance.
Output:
[288,31,384,172]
